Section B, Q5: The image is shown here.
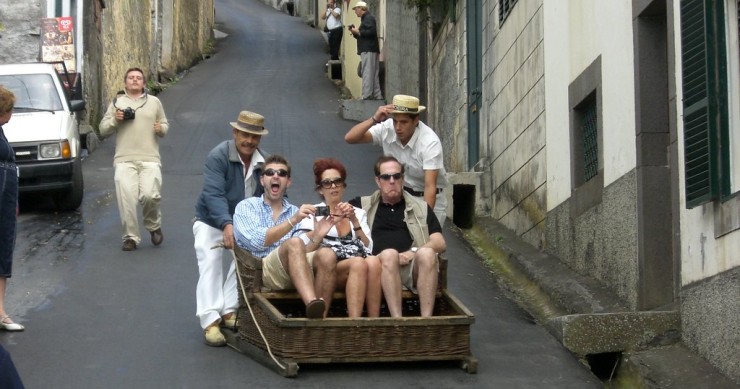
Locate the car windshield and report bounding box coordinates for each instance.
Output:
[0,73,63,111]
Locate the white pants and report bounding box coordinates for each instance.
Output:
[194,221,238,329]
[114,161,162,244]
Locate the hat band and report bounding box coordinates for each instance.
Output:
[393,104,418,113]
[238,120,264,132]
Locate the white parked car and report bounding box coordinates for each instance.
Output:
[0,63,86,211]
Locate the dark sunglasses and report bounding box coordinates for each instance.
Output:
[263,168,289,178]
[378,173,403,181]
[320,177,345,188]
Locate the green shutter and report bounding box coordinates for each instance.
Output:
[680,0,728,208]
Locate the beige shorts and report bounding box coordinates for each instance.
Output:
[261,248,316,290]
[400,254,439,293]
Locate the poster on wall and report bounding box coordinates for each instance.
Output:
[41,17,76,73]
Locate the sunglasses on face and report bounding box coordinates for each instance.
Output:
[320,177,345,188]
[378,173,403,181]
[263,168,289,177]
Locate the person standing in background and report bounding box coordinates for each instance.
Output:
[321,0,343,61]
[0,85,24,331]
[99,67,169,251]
[349,1,383,100]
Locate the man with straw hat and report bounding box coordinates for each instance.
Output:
[193,110,268,347]
[345,94,449,226]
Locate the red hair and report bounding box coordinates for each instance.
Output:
[313,157,347,188]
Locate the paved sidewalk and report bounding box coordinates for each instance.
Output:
[462,217,739,388]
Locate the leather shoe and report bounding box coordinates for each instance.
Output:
[150,229,163,246]
[0,315,24,331]
[220,313,237,328]
[204,324,226,347]
[122,239,137,251]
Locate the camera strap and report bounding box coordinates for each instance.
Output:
[113,92,148,112]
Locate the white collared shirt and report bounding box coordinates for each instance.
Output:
[241,150,265,197]
[368,119,449,191]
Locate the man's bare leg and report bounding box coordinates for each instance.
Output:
[378,249,403,317]
[414,248,438,317]
[278,238,317,305]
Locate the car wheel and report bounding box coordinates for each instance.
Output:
[54,159,84,211]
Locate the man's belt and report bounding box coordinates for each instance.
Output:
[404,186,442,197]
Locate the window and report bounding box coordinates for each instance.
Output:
[680,0,740,208]
[499,0,519,26]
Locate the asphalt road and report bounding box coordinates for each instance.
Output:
[3,0,601,387]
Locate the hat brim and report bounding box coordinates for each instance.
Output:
[230,122,269,135]
[390,105,426,115]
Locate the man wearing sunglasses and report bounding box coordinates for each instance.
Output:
[192,110,269,347]
[350,156,445,317]
[345,94,448,226]
[234,155,337,322]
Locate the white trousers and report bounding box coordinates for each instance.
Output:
[114,161,162,244]
[193,221,238,329]
[433,191,447,228]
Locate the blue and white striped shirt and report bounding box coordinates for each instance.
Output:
[234,195,298,258]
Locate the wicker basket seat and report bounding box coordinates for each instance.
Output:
[225,246,477,377]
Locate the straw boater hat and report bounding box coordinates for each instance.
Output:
[230,111,268,135]
[389,95,426,115]
[352,1,368,9]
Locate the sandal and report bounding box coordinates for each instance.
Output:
[305,298,326,319]
[0,315,24,332]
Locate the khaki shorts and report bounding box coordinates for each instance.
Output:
[400,254,439,293]
[262,248,316,290]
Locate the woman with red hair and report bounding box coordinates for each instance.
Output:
[295,158,382,317]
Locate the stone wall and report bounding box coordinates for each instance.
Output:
[0,0,42,64]
[680,267,740,384]
[545,170,640,309]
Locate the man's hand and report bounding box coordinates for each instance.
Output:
[222,224,235,249]
[398,250,414,266]
[153,120,163,135]
[373,104,393,123]
[114,109,125,122]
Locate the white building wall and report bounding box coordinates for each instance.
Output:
[671,2,740,284]
[544,0,637,211]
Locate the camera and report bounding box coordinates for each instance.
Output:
[348,24,355,30]
[315,206,330,217]
[121,107,136,120]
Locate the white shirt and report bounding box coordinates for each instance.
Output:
[241,150,265,197]
[326,6,342,30]
[369,119,449,192]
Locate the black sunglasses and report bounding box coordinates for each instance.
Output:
[378,173,403,181]
[320,177,345,188]
[263,168,289,177]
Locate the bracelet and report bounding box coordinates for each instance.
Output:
[353,226,362,231]
[310,237,321,245]
[371,116,380,124]
[287,218,295,228]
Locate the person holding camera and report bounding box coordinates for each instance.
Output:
[294,158,382,318]
[233,155,338,319]
[349,1,383,100]
[321,0,343,61]
[99,67,169,251]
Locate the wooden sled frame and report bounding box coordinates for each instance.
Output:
[225,246,478,377]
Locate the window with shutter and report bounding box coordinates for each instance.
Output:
[680,0,729,208]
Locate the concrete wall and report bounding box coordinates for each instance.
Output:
[481,0,546,248]
[428,2,465,173]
